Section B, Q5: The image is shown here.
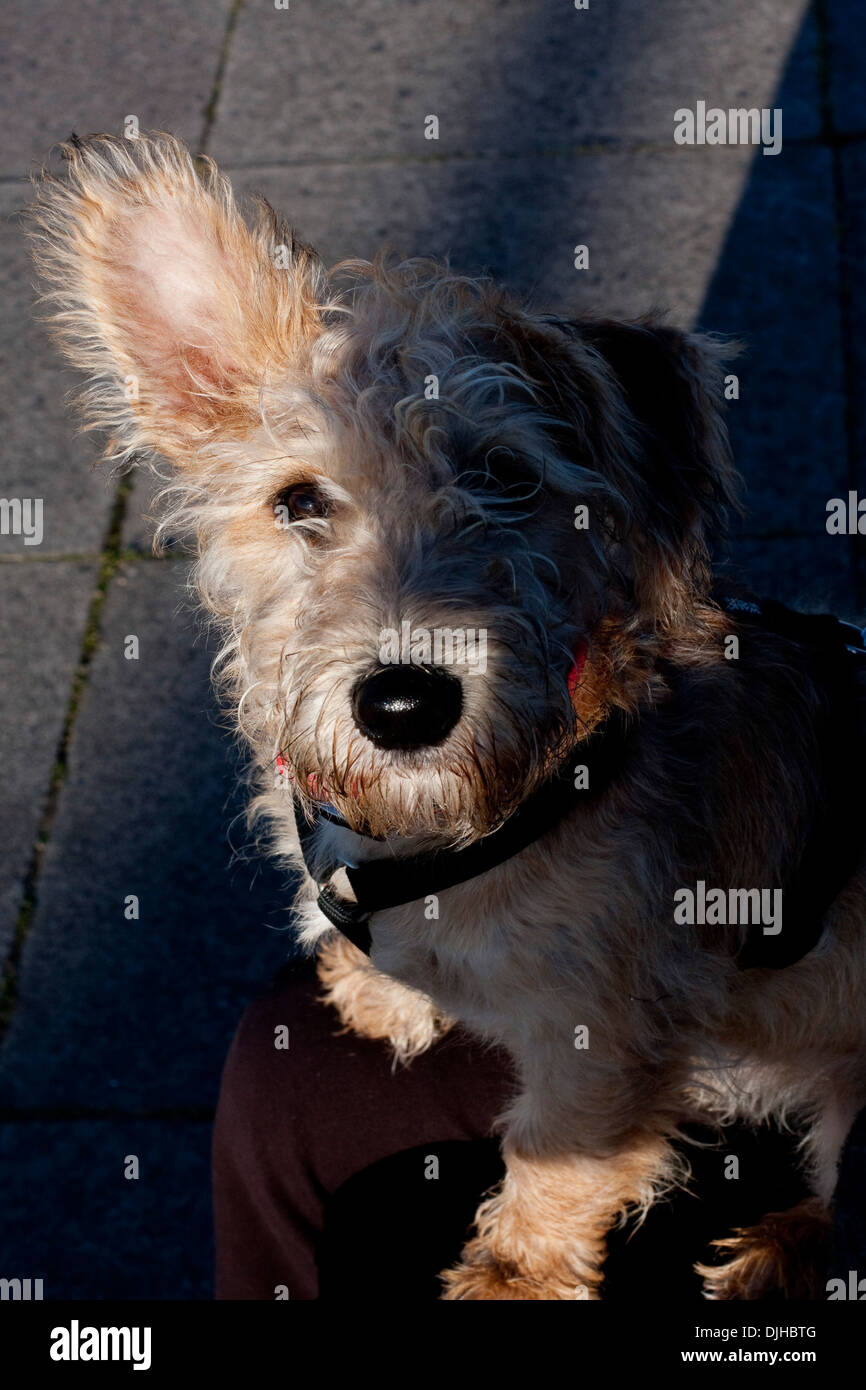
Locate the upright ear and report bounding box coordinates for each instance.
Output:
[27,131,324,465]
[582,320,742,625]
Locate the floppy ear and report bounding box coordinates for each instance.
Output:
[27,131,324,466]
[582,320,742,625]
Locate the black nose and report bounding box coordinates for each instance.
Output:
[351,665,463,750]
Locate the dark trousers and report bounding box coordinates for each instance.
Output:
[212,958,512,1300]
[213,958,866,1300]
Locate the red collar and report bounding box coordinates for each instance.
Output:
[567,640,588,699]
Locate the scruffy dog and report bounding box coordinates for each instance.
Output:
[30,132,866,1300]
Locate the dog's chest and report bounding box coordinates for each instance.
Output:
[320,808,700,1058]
[357,831,645,1044]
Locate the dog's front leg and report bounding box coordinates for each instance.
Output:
[316,932,454,1064]
[441,1131,674,1301]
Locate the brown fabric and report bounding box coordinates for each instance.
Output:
[212,958,514,1300]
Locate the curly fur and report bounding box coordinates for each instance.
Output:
[28,130,866,1301]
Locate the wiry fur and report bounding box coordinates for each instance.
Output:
[29,131,866,1300]
[697,1198,832,1300]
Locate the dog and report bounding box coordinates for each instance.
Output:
[29,131,866,1300]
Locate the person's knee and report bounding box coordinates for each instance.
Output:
[214,960,324,1157]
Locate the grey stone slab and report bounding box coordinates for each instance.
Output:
[121,465,194,557]
[840,138,866,610]
[775,8,823,141]
[131,144,754,534]
[827,0,866,135]
[211,0,818,165]
[121,468,165,557]
[229,146,754,326]
[0,0,232,178]
[698,144,846,537]
[0,185,115,556]
[715,534,859,617]
[0,560,97,955]
[0,560,295,1110]
[0,1120,212,1298]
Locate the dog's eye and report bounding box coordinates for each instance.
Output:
[271,483,331,527]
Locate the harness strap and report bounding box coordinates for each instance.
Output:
[296,600,866,969]
[722,599,866,968]
[296,708,633,952]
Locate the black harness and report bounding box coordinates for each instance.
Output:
[297,599,866,970]
[296,709,634,956]
[724,598,866,968]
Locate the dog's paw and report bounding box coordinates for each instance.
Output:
[316,932,453,1063]
[440,1244,599,1301]
[697,1198,830,1300]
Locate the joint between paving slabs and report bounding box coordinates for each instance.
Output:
[199,0,245,156]
[0,475,133,1041]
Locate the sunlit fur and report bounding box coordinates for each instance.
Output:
[30,131,866,1300]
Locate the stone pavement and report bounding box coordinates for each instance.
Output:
[0,0,863,1298]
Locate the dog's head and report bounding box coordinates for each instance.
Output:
[30,132,738,840]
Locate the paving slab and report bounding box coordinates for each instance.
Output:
[0,1120,212,1298]
[0,0,232,178]
[840,140,866,482]
[0,185,115,557]
[126,144,838,543]
[211,0,818,167]
[0,560,296,1111]
[0,560,97,955]
[699,144,845,537]
[717,533,858,616]
[775,7,823,141]
[120,465,194,557]
[839,137,866,608]
[827,0,866,135]
[229,146,754,326]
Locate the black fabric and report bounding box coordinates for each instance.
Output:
[729,598,866,969]
[316,883,372,954]
[316,1124,815,1301]
[317,1139,506,1300]
[829,1106,866,1283]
